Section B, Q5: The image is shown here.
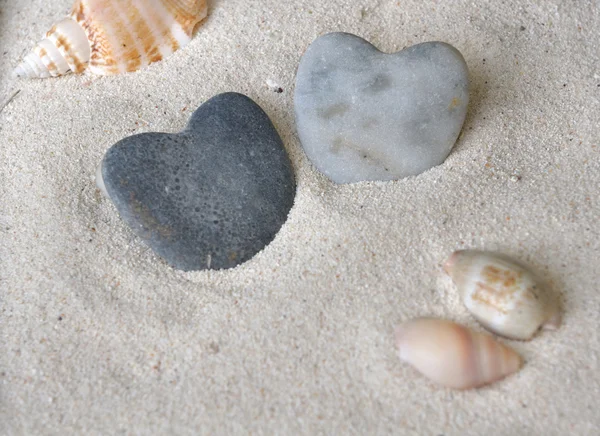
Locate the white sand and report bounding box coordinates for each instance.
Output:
[1,0,599,434]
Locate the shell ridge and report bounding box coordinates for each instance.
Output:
[143,0,184,54]
[165,0,207,33]
[47,18,90,74]
[89,0,139,74]
[106,0,147,72]
[127,0,165,64]
[33,44,59,77]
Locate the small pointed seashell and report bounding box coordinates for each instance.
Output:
[14,0,208,78]
[395,318,522,389]
[444,250,561,340]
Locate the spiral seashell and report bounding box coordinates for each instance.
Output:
[444,250,561,340]
[395,318,522,389]
[13,0,208,79]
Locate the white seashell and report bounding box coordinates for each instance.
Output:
[444,250,561,340]
[395,318,522,389]
[14,0,208,79]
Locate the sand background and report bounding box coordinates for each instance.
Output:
[1,0,599,434]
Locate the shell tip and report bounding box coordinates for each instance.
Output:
[542,309,562,331]
[443,251,461,275]
[394,325,408,360]
[12,65,25,79]
[13,61,37,79]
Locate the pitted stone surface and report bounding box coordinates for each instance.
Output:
[100,93,296,271]
[294,32,470,184]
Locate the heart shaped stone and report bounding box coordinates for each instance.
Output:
[294,33,469,184]
[98,93,296,271]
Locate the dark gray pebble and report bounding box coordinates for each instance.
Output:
[100,92,296,271]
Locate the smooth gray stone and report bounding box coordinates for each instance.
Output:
[99,93,296,271]
[294,33,469,184]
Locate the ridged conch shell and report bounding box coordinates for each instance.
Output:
[444,250,561,340]
[395,318,522,389]
[13,0,208,78]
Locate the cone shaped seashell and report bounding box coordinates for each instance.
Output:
[395,318,522,389]
[13,0,208,78]
[444,250,561,340]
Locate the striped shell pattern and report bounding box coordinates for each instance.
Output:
[396,318,523,389]
[14,0,208,78]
